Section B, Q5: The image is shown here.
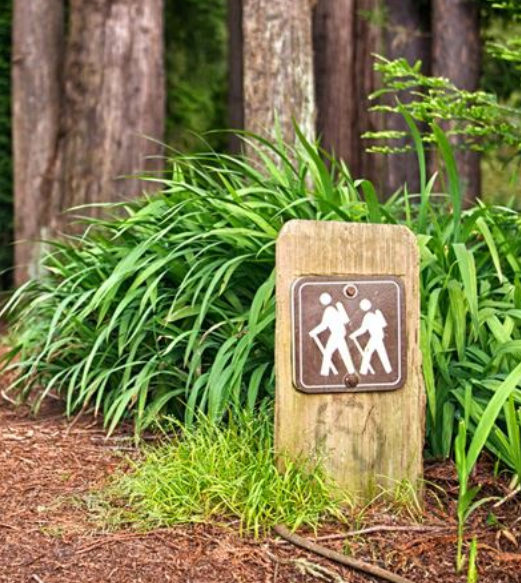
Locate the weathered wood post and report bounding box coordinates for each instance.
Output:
[275,220,425,498]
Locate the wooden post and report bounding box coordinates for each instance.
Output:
[275,220,425,498]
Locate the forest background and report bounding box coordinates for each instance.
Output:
[0,0,520,290]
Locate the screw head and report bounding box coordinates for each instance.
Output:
[344,373,360,389]
[344,284,358,299]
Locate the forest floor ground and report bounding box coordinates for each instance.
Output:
[1,374,521,582]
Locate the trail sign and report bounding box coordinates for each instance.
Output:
[292,276,406,393]
[275,220,425,498]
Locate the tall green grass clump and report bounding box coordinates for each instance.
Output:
[3,126,521,481]
[2,131,379,434]
[108,409,349,535]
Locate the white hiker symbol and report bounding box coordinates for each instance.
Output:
[309,293,355,376]
[350,299,392,375]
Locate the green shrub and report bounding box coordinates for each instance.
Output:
[107,409,350,535]
[3,127,521,482]
[165,0,227,152]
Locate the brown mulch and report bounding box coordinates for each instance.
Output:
[1,389,521,582]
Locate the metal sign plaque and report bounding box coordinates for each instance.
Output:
[292,275,406,393]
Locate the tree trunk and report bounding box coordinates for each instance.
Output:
[49,0,165,235]
[12,0,63,285]
[242,0,315,144]
[432,0,481,203]
[313,0,357,169]
[313,0,431,197]
[13,0,165,285]
[384,0,431,196]
[227,0,244,154]
[311,0,389,192]
[353,0,385,191]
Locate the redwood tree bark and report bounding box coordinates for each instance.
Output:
[312,0,384,188]
[12,0,63,285]
[242,0,315,144]
[49,0,165,234]
[353,0,385,190]
[313,0,357,168]
[313,0,430,196]
[384,0,431,195]
[13,0,165,284]
[432,0,481,203]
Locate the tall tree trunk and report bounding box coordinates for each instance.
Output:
[13,0,165,285]
[311,0,390,192]
[242,0,315,144]
[313,0,431,197]
[313,0,357,169]
[353,0,385,191]
[227,0,244,154]
[313,0,384,189]
[432,0,481,203]
[384,0,430,196]
[12,0,63,285]
[49,0,165,235]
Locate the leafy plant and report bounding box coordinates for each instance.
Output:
[105,409,350,535]
[2,133,377,435]
[3,125,521,483]
[365,56,521,158]
[453,362,521,571]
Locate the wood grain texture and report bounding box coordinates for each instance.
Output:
[275,220,425,498]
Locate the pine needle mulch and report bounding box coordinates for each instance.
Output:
[1,385,520,582]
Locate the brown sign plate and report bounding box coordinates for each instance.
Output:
[292,275,406,393]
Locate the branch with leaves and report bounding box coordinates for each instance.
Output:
[364,56,521,157]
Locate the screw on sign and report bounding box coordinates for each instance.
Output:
[292,276,406,393]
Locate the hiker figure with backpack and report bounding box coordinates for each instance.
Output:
[309,293,355,377]
[350,298,392,375]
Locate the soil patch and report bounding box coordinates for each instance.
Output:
[1,389,520,582]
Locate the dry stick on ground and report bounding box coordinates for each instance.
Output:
[274,525,414,583]
[310,524,448,542]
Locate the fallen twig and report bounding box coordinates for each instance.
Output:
[274,524,414,583]
[493,486,520,509]
[309,524,448,542]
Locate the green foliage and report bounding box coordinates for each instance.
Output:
[106,409,350,535]
[0,0,13,290]
[2,134,375,435]
[3,127,521,485]
[453,362,521,570]
[366,56,521,157]
[164,0,228,152]
[481,15,521,105]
